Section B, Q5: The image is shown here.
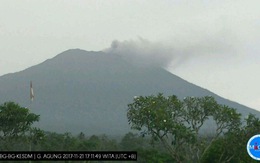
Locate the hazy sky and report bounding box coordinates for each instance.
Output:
[0,0,259,110]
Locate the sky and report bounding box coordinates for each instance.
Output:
[0,0,259,110]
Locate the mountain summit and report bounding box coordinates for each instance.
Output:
[0,49,259,135]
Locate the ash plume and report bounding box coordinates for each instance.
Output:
[104,35,237,69]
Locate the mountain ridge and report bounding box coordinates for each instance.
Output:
[0,49,258,135]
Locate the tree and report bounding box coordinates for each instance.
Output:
[28,127,45,151]
[0,102,40,150]
[120,132,145,151]
[127,94,192,162]
[120,132,174,162]
[127,94,242,162]
[201,114,260,163]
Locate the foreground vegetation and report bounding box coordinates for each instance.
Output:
[0,94,260,162]
[127,94,260,162]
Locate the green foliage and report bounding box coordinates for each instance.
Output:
[0,102,40,138]
[2,100,260,162]
[0,102,40,150]
[120,132,144,150]
[127,94,248,162]
[245,114,260,136]
[137,148,174,163]
[182,96,218,133]
[201,130,257,163]
[213,105,241,135]
[120,132,174,162]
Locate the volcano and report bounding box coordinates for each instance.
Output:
[0,49,259,135]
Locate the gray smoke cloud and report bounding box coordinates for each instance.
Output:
[104,34,238,69]
[105,38,177,68]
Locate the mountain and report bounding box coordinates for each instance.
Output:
[0,49,259,135]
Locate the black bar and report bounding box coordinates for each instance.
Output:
[0,151,137,161]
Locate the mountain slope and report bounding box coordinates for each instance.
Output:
[0,49,259,135]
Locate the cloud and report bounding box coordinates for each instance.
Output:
[104,33,238,69]
[105,38,176,68]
